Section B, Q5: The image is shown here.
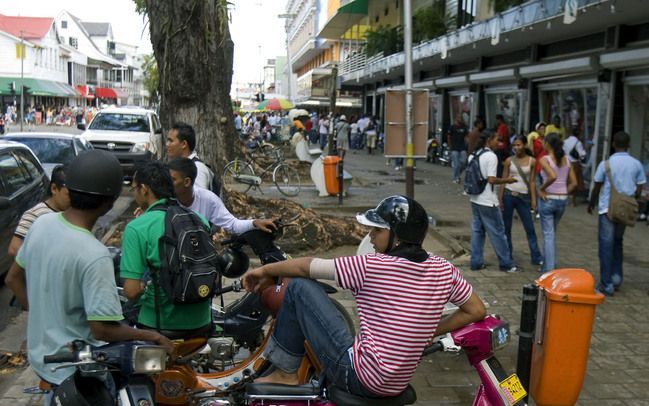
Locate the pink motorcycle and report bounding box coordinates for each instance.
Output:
[244,315,527,406]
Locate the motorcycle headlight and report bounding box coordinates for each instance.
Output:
[132,345,166,374]
[132,142,150,153]
[490,321,510,352]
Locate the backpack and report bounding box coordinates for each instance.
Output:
[191,156,222,197]
[464,149,488,195]
[150,201,220,308]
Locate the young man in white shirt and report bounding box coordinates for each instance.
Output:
[165,122,215,191]
[167,158,275,235]
[469,131,518,272]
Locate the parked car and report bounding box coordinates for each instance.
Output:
[78,107,163,176]
[3,133,93,179]
[0,141,49,279]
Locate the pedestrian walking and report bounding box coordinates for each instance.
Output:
[563,129,587,206]
[499,136,543,267]
[319,114,329,150]
[537,133,577,273]
[335,115,350,159]
[469,131,518,273]
[588,131,646,296]
[447,115,468,183]
[467,117,485,155]
[365,117,378,155]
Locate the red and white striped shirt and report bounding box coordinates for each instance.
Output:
[334,253,473,396]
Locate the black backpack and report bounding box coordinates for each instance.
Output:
[464,149,488,195]
[150,201,220,311]
[191,156,223,197]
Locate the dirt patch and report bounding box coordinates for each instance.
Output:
[103,191,365,256]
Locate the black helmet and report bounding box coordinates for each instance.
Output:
[65,150,123,197]
[356,195,428,245]
[217,247,250,278]
[50,371,114,405]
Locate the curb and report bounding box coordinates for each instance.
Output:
[2,367,42,406]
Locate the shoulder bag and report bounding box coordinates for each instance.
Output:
[605,160,638,227]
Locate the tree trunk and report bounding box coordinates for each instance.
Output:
[144,0,236,173]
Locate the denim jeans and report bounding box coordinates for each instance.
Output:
[470,203,515,270]
[264,278,376,397]
[538,198,567,272]
[502,191,543,265]
[598,214,626,294]
[319,133,328,150]
[451,150,467,181]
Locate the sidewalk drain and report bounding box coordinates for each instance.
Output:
[0,351,27,372]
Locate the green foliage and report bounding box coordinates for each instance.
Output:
[364,25,403,57]
[412,4,451,43]
[491,0,525,13]
[141,54,159,104]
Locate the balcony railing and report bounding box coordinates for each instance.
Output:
[339,51,367,76]
[340,0,603,82]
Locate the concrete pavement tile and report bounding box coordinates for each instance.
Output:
[624,400,649,406]
[622,370,649,383]
[586,369,634,384]
[591,354,636,369]
[586,383,636,399]
[412,387,464,403]
[622,383,649,398]
[576,400,626,406]
[423,372,476,387]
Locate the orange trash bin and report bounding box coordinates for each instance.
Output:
[323,155,341,195]
[529,268,605,406]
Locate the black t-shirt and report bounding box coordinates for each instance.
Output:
[448,124,468,151]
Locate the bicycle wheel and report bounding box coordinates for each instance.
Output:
[222,159,255,194]
[272,163,300,196]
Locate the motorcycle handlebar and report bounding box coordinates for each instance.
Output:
[44,352,77,364]
[422,341,444,356]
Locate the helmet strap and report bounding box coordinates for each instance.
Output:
[387,229,396,252]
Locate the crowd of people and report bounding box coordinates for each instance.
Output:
[2,104,99,130]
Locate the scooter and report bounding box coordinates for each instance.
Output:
[438,141,451,166]
[244,314,527,406]
[43,339,166,405]
[427,137,439,163]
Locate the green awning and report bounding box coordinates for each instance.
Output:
[318,0,368,39]
[0,77,80,97]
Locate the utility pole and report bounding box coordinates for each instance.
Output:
[327,65,338,156]
[278,13,297,102]
[20,31,24,132]
[403,0,414,198]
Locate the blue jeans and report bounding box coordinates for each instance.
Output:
[503,191,543,265]
[470,203,515,270]
[598,214,626,294]
[319,133,328,149]
[264,278,376,397]
[451,150,467,181]
[538,198,567,273]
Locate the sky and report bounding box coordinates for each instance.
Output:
[0,0,288,88]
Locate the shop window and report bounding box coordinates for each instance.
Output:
[541,88,597,141]
[486,92,519,135]
[450,93,473,128]
[429,96,442,140]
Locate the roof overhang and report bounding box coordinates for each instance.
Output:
[318,0,368,39]
[600,47,649,70]
[519,56,598,79]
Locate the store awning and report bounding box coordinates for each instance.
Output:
[0,77,80,97]
[318,0,368,39]
[76,85,95,99]
[95,87,128,100]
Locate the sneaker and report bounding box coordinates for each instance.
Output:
[452,179,460,184]
[471,264,487,271]
[394,166,401,171]
[502,266,518,273]
[640,214,647,221]
[595,284,614,297]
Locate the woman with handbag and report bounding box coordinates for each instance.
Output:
[499,136,543,268]
[538,133,577,273]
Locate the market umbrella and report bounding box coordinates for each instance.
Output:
[256,97,294,111]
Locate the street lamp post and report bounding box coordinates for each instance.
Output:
[278,13,297,102]
[20,31,24,132]
[403,0,415,198]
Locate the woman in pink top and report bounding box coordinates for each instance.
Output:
[538,133,577,272]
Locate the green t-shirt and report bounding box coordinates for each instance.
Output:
[120,199,211,330]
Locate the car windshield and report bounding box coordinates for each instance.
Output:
[7,138,76,164]
[89,113,150,132]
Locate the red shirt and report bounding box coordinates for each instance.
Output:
[305,119,313,132]
[532,138,547,173]
[334,253,473,396]
[496,123,509,151]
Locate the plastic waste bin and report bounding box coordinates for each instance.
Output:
[323,155,341,195]
[529,268,605,406]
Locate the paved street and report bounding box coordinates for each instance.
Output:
[2,141,648,405]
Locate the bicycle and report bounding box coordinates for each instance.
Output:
[223,140,301,196]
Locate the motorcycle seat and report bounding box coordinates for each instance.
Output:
[245,382,320,397]
[328,384,417,406]
[150,324,213,340]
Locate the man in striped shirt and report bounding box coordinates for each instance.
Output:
[242,195,486,398]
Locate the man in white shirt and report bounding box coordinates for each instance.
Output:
[166,122,215,191]
[563,130,588,206]
[167,158,275,235]
[469,131,518,272]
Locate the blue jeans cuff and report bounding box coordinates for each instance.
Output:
[263,334,304,373]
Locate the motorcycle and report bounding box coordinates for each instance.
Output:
[110,218,353,406]
[427,136,439,164]
[438,141,451,166]
[244,314,527,406]
[43,339,166,405]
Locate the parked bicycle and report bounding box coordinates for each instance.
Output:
[223,139,301,196]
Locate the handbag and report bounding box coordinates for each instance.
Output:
[605,160,638,227]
